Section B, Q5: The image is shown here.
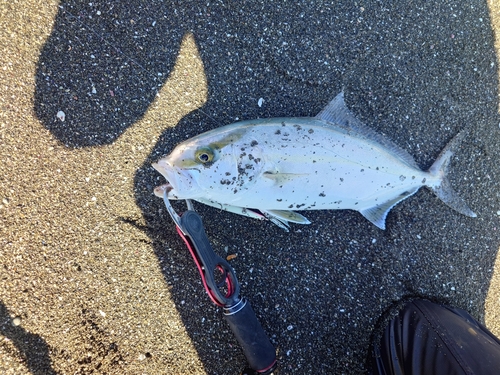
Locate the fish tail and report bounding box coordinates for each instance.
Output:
[427,131,476,217]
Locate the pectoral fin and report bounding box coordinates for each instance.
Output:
[359,188,419,230]
[263,171,308,185]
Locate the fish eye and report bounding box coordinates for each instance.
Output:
[195,147,215,164]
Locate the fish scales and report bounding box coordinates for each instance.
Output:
[153,93,476,230]
[210,118,431,210]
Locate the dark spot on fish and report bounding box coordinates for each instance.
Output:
[355,202,358,205]
[220,179,231,185]
[277,199,282,202]
[281,122,286,127]
[412,176,416,179]
[319,192,326,197]
[313,160,317,163]
[241,147,245,151]
[251,140,258,146]
[340,178,344,182]
[225,172,231,176]
[283,132,290,136]
[293,124,302,131]
[232,177,237,181]
[254,158,261,164]
[400,175,406,181]
[376,167,379,170]
[248,154,254,160]
[422,178,426,183]
[240,152,246,158]
[233,189,238,194]
[308,129,314,134]
[361,169,364,172]
[288,204,293,208]
[245,164,253,169]
[386,183,391,186]
[400,191,409,196]
[275,129,281,135]
[296,203,305,208]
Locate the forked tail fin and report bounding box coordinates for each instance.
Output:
[427,131,476,217]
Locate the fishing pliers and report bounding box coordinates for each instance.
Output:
[162,191,277,374]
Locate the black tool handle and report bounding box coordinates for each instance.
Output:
[224,299,277,373]
[180,210,240,305]
[180,210,277,372]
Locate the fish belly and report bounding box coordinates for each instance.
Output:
[234,164,429,211]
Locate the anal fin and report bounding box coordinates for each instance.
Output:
[359,188,419,230]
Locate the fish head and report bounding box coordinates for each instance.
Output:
[153,125,267,202]
[152,142,204,200]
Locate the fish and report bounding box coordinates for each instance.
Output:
[152,92,476,230]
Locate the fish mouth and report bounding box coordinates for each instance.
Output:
[152,161,175,198]
[153,183,174,198]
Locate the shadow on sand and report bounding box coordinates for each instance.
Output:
[34,1,500,373]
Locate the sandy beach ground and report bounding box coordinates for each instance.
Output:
[2,1,500,374]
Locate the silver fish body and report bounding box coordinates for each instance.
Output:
[153,93,475,229]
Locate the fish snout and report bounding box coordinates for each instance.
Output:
[152,160,168,175]
[152,159,176,198]
[152,158,177,181]
[152,158,200,200]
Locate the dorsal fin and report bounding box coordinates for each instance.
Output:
[316,92,420,169]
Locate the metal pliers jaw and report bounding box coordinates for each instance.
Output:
[162,190,193,234]
[162,190,241,307]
